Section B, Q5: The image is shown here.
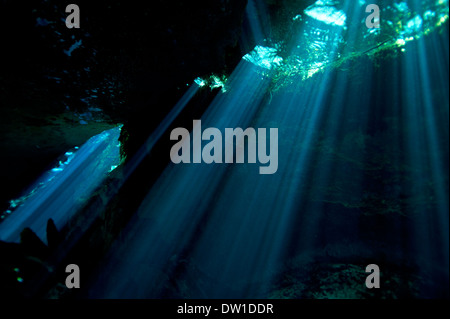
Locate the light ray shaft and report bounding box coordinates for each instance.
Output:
[402,29,449,274]
[0,126,122,244]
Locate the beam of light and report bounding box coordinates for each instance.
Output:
[83,0,447,298]
[0,125,123,244]
[400,5,449,282]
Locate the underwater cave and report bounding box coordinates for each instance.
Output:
[0,0,448,300]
